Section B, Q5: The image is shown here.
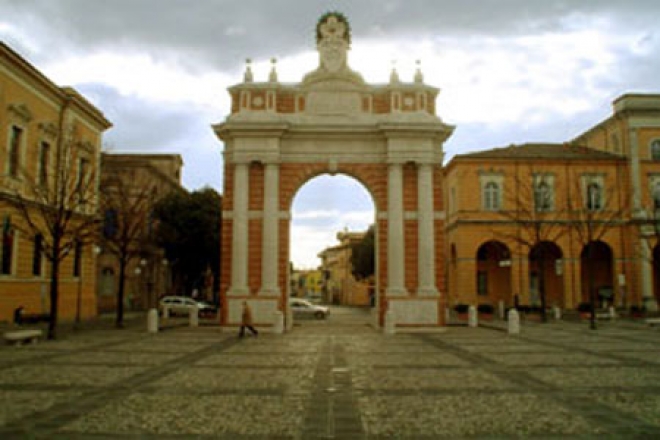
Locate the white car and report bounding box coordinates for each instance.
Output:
[159,296,217,317]
[289,298,330,319]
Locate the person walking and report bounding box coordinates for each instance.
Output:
[239,301,258,337]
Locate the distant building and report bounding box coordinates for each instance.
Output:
[318,230,372,306]
[0,42,111,322]
[289,268,324,300]
[97,153,184,312]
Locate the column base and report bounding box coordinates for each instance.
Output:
[385,287,408,297]
[386,297,444,327]
[258,287,281,296]
[225,297,280,327]
[416,287,439,297]
[227,286,250,296]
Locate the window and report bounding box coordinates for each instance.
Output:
[32,234,43,276]
[534,181,552,212]
[1,218,14,275]
[483,182,500,211]
[586,182,603,211]
[652,140,660,160]
[653,182,660,210]
[73,240,82,277]
[8,126,22,177]
[77,158,90,202]
[38,142,50,186]
[103,209,118,238]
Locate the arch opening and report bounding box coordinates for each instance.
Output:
[290,174,376,311]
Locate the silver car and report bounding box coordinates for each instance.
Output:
[290,298,330,319]
[159,296,217,317]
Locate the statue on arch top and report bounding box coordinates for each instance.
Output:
[303,12,364,86]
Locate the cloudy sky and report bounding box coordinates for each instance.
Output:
[2,0,658,268]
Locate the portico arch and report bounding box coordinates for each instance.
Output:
[214,13,454,330]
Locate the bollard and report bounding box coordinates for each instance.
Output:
[508,309,520,334]
[498,300,505,320]
[468,305,478,328]
[609,306,617,319]
[162,306,169,319]
[553,306,562,320]
[189,305,199,327]
[384,310,396,335]
[273,311,284,334]
[147,308,159,333]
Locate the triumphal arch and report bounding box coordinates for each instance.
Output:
[214,13,454,330]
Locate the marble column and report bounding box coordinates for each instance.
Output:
[417,163,438,295]
[386,163,406,295]
[260,162,280,295]
[229,162,249,295]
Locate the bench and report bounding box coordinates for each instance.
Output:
[3,329,44,346]
[646,318,660,327]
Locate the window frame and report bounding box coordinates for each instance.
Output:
[651,139,660,161]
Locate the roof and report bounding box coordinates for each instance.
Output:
[453,143,623,161]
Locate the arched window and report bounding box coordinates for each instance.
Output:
[483,182,500,211]
[651,140,660,160]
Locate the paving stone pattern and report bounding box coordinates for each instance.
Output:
[0,309,659,438]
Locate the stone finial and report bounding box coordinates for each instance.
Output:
[244,58,253,83]
[414,59,424,84]
[269,57,278,82]
[390,60,400,84]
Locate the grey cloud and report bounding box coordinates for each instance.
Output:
[5,0,660,71]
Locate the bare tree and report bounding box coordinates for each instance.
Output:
[8,114,101,340]
[99,167,155,328]
[498,167,567,322]
[567,173,628,330]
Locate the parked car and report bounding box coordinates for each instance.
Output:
[289,298,330,319]
[159,296,217,317]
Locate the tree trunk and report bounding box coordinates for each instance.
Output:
[539,256,548,323]
[116,257,126,328]
[587,245,597,330]
[47,248,60,340]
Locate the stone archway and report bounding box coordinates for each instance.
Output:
[475,240,512,306]
[580,241,614,306]
[214,13,454,330]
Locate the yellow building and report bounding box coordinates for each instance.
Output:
[0,42,111,323]
[318,230,372,306]
[445,94,660,313]
[97,153,184,312]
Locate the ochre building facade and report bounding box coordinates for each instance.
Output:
[445,94,660,313]
[0,42,111,322]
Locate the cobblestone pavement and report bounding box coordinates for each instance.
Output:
[1,308,659,439]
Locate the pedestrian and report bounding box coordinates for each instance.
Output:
[239,301,258,337]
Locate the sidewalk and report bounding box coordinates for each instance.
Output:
[1,310,659,438]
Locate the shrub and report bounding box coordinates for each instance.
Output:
[453,304,469,314]
[577,302,591,313]
[630,305,646,315]
[477,304,494,314]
